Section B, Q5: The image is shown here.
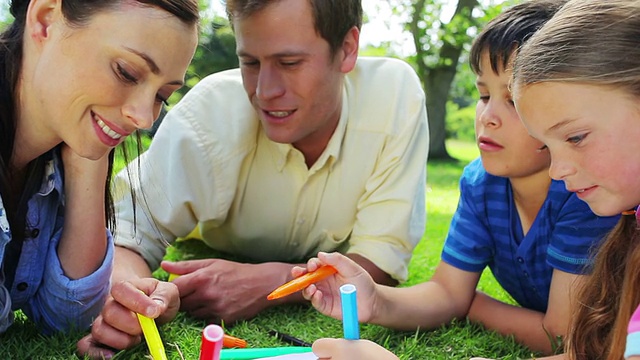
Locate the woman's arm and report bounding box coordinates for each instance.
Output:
[57,146,109,278]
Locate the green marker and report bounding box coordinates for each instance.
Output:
[219,346,314,359]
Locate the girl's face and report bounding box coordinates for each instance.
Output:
[515,82,640,216]
[23,0,198,161]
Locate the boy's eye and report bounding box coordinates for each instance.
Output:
[479,95,490,102]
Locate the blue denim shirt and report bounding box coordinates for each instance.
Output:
[0,150,113,334]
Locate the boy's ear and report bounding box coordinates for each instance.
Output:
[339,26,360,73]
[26,0,63,45]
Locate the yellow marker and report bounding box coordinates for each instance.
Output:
[167,273,179,282]
[137,313,168,360]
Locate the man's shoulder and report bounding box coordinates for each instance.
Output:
[159,68,259,150]
[192,68,245,94]
[349,57,421,88]
[343,57,425,133]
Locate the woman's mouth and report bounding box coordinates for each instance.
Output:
[96,118,123,140]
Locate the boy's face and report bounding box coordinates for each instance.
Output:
[474,52,550,179]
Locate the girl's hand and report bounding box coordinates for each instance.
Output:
[294,252,378,323]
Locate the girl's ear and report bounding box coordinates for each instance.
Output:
[339,26,360,74]
[26,0,62,45]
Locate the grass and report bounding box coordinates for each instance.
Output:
[0,139,537,359]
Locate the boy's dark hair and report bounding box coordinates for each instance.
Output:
[469,0,568,75]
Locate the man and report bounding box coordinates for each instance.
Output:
[77,0,428,357]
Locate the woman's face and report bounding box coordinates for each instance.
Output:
[24,0,198,160]
[515,81,640,216]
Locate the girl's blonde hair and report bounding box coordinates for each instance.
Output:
[512,1,640,358]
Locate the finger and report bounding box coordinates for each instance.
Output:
[161,259,216,275]
[76,335,117,359]
[100,299,144,335]
[306,257,326,272]
[317,252,363,278]
[301,284,317,301]
[291,265,307,278]
[110,280,164,318]
[312,338,345,358]
[88,315,142,350]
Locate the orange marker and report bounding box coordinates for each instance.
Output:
[267,265,337,300]
[223,334,247,348]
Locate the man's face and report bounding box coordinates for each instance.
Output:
[234,0,358,160]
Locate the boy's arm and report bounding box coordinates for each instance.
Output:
[467,269,583,355]
[371,261,481,330]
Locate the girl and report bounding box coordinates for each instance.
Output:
[0,0,197,339]
[511,0,640,359]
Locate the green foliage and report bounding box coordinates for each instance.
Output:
[446,102,476,142]
[169,16,238,105]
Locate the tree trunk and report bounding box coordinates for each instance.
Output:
[410,0,479,161]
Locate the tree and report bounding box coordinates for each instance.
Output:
[390,0,508,160]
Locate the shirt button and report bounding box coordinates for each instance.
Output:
[16,282,28,291]
[296,218,305,225]
[292,242,299,247]
[517,257,524,263]
[523,271,529,278]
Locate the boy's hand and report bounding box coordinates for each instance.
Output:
[297,252,378,323]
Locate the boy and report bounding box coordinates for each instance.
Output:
[299,1,619,358]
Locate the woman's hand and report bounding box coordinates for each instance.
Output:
[76,278,180,359]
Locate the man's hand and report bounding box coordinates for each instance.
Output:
[162,259,297,323]
[76,278,180,359]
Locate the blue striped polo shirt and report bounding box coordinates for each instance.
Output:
[441,158,620,312]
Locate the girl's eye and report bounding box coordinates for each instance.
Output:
[117,63,138,84]
[537,144,548,152]
[567,134,587,144]
[479,95,490,102]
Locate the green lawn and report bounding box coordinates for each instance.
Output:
[0,139,536,359]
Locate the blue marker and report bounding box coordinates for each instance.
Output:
[340,283,359,340]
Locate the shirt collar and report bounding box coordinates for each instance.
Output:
[37,148,64,200]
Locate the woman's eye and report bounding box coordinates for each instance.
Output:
[156,95,169,106]
[117,63,138,84]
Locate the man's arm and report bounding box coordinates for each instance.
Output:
[346,59,429,283]
[347,253,397,286]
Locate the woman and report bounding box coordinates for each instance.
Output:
[0,0,198,339]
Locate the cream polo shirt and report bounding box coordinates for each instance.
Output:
[113,56,429,282]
